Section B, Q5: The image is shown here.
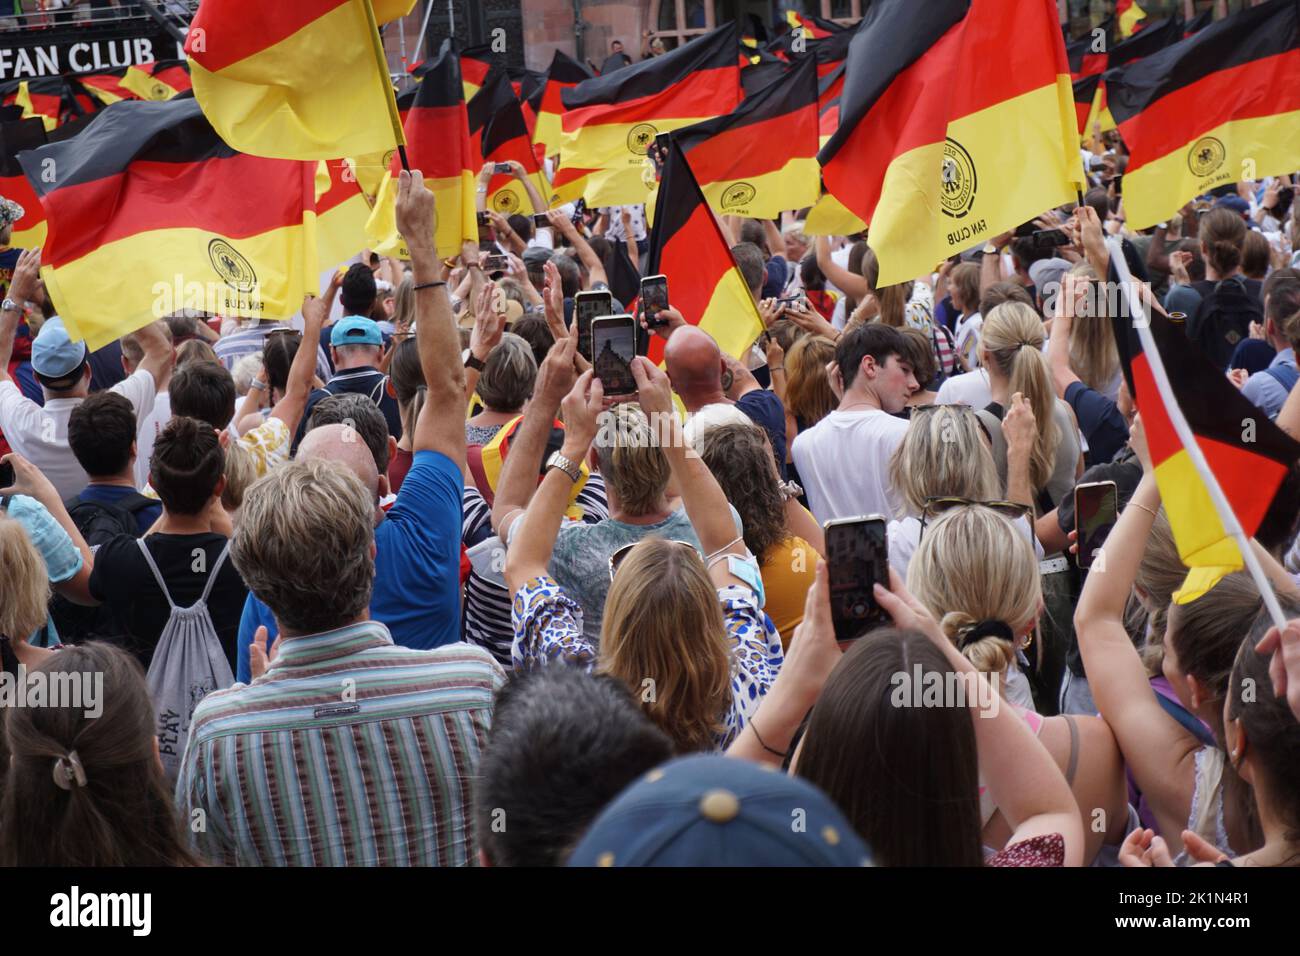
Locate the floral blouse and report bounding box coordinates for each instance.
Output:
[511,574,784,749]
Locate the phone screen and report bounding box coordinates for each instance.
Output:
[494,162,513,174]
[825,517,890,641]
[574,291,612,362]
[532,213,551,229]
[1075,481,1118,570]
[640,275,669,327]
[591,315,638,395]
[0,461,13,490]
[476,211,492,244]
[483,254,510,274]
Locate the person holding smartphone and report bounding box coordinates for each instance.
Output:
[502,360,782,753]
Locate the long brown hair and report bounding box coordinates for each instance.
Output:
[784,335,837,427]
[0,642,201,866]
[796,629,984,866]
[1198,207,1246,276]
[599,538,731,754]
[696,421,790,562]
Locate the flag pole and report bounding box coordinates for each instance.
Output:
[1108,237,1289,630]
[361,0,410,170]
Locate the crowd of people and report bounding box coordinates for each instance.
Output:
[2,42,1300,870]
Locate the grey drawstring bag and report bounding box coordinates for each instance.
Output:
[136,538,236,782]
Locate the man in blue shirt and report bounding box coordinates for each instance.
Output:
[1240,282,1300,420]
[66,391,161,534]
[236,393,463,681]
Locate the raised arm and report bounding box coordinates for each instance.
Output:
[547,210,608,288]
[131,319,174,393]
[1,451,95,605]
[491,332,579,538]
[398,170,465,469]
[1072,416,1201,847]
[631,357,748,587]
[1047,274,1084,399]
[503,370,602,595]
[0,248,39,380]
[463,282,506,402]
[814,234,868,301]
[266,292,327,433]
[873,571,1084,865]
[509,160,548,220]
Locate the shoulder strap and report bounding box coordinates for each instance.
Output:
[197,541,232,603]
[115,491,157,515]
[1264,363,1300,391]
[135,537,176,609]
[1061,714,1080,786]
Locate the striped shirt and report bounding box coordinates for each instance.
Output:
[176,620,505,866]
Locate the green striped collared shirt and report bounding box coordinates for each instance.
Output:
[176,619,505,866]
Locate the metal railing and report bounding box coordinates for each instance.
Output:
[0,2,197,32]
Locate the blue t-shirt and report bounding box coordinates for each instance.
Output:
[235,449,463,681]
[1064,380,1129,469]
[736,388,788,480]
[73,484,162,535]
[1,493,82,645]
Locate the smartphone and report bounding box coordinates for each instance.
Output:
[1074,480,1118,570]
[1031,228,1071,247]
[476,210,492,243]
[482,254,510,274]
[640,274,669,328]
[573,289,613,363]
[493,162,513,175]
[590,314,638,396]
[824,516,890,641]
[1112,173,1123,196]
[532,212,551,229]
[0,460,12,489]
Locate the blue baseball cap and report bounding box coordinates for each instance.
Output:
[329,315,383,347]
[1215,195,1251,217]
[567,754,873,867]
[31,317,89,382]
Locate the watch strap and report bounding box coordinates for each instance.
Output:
[546,451,581,483]
[464,353,487,372]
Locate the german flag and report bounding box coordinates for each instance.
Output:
[785,10,846,39]
[315,159,370,272]
[1184,8,1214,37]
[78,71,137,108]
[0,118,49,249]
[474,71,550,216]
[1117,0,1148,38]
[365,40,476,258]
[819,0,1083,286]
[645,139,762,362]
[671,55,819,219]
[548,162,597,206]
[741,56,789,98]
[533,50,594,157]
[1108,14,1184,68]
[1105,0,1300,231]
[1066,33,1108,83]
[1110,247,1300,602]
[121,59,192,102]
[1072,72,1103,135]
[185,0,414,160]
[509,67,546,142]
[2,78,89,132]
[17,97,320,350]
[460,44,497,102]
[561,23,741,207]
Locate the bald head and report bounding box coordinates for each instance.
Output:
[664,326,724,407]
[297,423,381,505]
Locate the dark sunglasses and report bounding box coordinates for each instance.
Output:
[918,496,1033,541]
[608,539,697,582]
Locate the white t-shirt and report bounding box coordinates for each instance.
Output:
[133,390,171,489]
[936,369,992,409]
[953,311,983,368]
[0,368,157,501]
[790,408,909,523]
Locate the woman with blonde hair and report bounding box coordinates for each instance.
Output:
[782,335,837,474]
[1062,261,1122,400]
[506,364,783,754]
[0,515,57,674]
[977,301,1082,510]
[907,503,1131,861]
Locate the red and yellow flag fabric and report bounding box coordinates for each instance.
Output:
[533,50,593,157]
[365,40,476,259]
[471,71,549,216]
[1106,0,1300,230]
[671,55,820,220]
[1117,0,1148,38]
[315,158,370,272]
[18,97,320,350]
[818,0,1083,285]
[1111,257,1300,602]
[121,59,193,101]
[644,139,763,363]
[560,23,741,207]
[459,44,496,102]
[185,0,414,160]
[0,117,49,249]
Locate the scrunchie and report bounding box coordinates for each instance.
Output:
[52,750,88,791]
[957,619,1015,652]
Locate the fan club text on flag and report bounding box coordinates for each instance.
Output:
[0,38,180,83]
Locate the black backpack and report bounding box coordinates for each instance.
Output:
[49,492,155,642]
[1188,276,1263,370]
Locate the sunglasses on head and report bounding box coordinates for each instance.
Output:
[918,496,1033,541]
[608,539,698,582]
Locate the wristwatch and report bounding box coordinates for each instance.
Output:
[545,451,582,483]
[982,243,1000,255]
[1,298,19,313]
[464,353,487,372]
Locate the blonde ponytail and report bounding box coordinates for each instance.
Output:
[981,301,1059,492]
